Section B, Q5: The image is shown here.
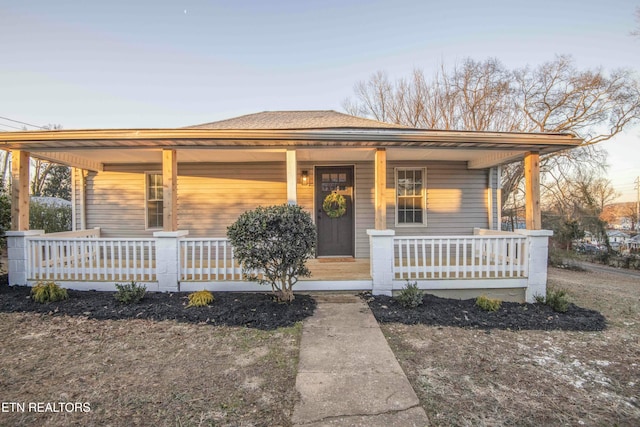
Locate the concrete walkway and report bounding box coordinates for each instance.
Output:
[291,294,429,426]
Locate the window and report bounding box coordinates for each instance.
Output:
[146,173,163,229]
[396,168,426,225]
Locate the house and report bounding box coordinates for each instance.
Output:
[2,111,581,302]
[628,235,640,250]
[607,230,630,251]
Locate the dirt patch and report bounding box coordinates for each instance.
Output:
[380,267,640,426]
[0,313,302,426]
[366,293,606,331]
[0,282,316,330]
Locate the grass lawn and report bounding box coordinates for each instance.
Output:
[382,267,640,426]
[0,314,301,426]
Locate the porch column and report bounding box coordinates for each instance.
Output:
[162,149,178,232]
[367,229,395,296]
[6,230,44,285]
[154,230,188,292]
[374,148,387,229]
[517,229,553,303]
[524,152,541,230]
[11,150,30,231]
[286,149,297,205]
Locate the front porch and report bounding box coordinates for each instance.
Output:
[6,227,551,302]
[1,114,579,303]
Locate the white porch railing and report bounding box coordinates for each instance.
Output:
[179,238,243,281]
[394,235,528,280]
[9,228,550,301]
[26,236,156,282]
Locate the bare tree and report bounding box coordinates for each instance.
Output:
[343,56,640,222]
[632,7,640,37]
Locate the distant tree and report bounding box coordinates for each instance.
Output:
[541,167,616,245]
[41,165,71,200]
[632,7,640,37]
[29,201,72,233]
[601,202,638,230]
[0,188,11,238]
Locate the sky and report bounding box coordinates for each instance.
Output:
[1,0,639,202]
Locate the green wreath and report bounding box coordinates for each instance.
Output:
[322,192,347,218]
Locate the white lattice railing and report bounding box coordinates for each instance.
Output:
[394,235,528,280]
[26,237,156,282]
[179,238,244,281]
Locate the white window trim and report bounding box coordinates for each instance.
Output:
[395,167,427,227]
[145,171,163,231]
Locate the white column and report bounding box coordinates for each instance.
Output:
[153,230,189,292]
[286,149,297,205]
[367,229,395,296]
[6,230,44,285]
[517,229,553,303]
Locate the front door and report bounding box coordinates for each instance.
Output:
[315,166,354,257]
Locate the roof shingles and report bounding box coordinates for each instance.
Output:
[186,110,409,130]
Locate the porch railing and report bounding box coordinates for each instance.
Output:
[22,232,529,286]
[394,235,528,280]
[26,237,156,282]
[179,238,243,281]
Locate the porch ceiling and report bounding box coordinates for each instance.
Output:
[0,127,581,171]
[25,147,531,171]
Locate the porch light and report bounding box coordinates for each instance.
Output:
[301,170,309,186]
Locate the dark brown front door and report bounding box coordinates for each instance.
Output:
[315,166,354,257]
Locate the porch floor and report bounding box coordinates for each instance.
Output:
[304,258,371,281]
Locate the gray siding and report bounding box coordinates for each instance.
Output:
[489,167,499,230]
[71,168,84,231]
[87,163,287,238]
[85,168,149,237]
[388,161,489,236]
[177,162,287,237]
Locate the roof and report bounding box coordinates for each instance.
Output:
[0,110,583,172]
[607,230,630,237]
[31,196,72,207]
[187,110,409,130]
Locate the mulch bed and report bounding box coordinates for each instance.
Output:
[365,293,607,331]
[0,283,316,330]
[0,273,606,331]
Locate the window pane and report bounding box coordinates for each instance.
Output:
[397,169,424,224]
[147,201,163,228]
[147,174,163,201]
[147,173,163,228]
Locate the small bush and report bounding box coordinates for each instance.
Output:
[395,281,424,308]
[534,293,546,304]
[114,281,146,304]
[187,290,214,307]
[31,281,68,303]
[545,288,570,313]
[476,295,502,312]
[227,204,317,303]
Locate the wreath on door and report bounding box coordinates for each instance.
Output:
[322,192,347,218]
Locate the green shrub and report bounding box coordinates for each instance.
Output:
[476,295,502,312]
[187,290,214,307]
[395,281,424,308]
[114,281,146,304]
[227,204,316,303]
[534,293,546,304]
[31,281,68,303]
[29,201,72,234]
[545,288,570,313]
[536,288,570,313]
